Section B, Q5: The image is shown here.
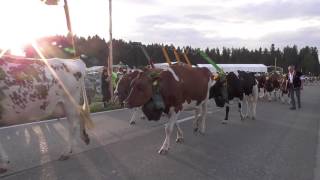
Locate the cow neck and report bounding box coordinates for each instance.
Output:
[220,75,229,102]
[148,70,165,110]
[146,69,163,96]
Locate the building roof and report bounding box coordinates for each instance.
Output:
[153,63,268,73]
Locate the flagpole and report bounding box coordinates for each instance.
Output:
[108,0,113,99]
[63,0,76,57]
[274,57,277,73]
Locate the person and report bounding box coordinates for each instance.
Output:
[286,65,303,110]
[101,67,111,108]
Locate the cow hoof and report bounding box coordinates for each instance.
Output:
[130,121,136,125]
[252,117,256,120]
[84,137,90,145]
[199,131,205,136]
[221,120,228,124]
[176,138,184,143]
[158,149,168,155]
[193,127,199,133]
[82,130,90,145]
[59,155,70,161]
[0,168,7,174]
[140,116,146,120]
[82,135,90,145]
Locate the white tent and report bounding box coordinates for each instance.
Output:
[154,63,267,73]
[197,64,268,73]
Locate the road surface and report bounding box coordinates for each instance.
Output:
[0,85,320,180]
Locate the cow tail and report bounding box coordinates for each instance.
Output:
[80,76,95,129]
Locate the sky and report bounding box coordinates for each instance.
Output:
[0,0,319,55]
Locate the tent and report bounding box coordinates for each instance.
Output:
[197,64,268,73]
[154,63,267,73]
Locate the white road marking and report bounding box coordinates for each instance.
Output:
[0,107,222,130]
[0,108,129,130]
[177,109,221,123]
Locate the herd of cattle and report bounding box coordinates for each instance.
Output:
[0,56,319,173]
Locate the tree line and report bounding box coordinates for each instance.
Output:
[16,35,320,75]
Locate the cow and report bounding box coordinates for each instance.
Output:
[280,74,291,104]
[0,56,94,173]
[124,63,214,154]
[256,74,266,99]
[265,73,281,101]
[209,71,258,124]
[114,70,145,124]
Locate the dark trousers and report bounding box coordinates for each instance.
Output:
[289,87,301,108]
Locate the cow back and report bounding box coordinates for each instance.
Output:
[159,64,211,113]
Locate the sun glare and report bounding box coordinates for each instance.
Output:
[0,0,67,56]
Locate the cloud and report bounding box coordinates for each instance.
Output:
[137,15,182,26]
[113,0,320,51]
[235,0,320,21]
[118,0,158,5]
[259,27,320,48]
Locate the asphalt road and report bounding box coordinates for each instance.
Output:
[0,85,320,180]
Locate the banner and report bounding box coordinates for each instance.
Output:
[198,49,224,74]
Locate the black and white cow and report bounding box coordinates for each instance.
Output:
[209,71,258,124]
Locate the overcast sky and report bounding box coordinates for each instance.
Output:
[111,0,320,49]
[0,0,319,51]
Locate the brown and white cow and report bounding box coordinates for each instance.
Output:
[256,74,266,99]
[124,63,214,154]
[265,73,281,101]
[0,56,94,173]
[114,70,146,124]
[280,74,291,104]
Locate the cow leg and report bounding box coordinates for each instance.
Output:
[281,92,285,103]
[287,94,291,105]
[79,115,90,145]
[222,105,229,124]
[238,101,245,121]
[252,85,258,120]
[252,100,257,120]
[259,88,264,99]
[175,123,184,143]
[267,92,272,101]
[59,103,78,161]
[159,108,178,154]
[193,108,201,133]
[129,108,138,125]
[0,143,9,174]
[199,101,208,135]
[276,90,280,100]
[245,96,251,119]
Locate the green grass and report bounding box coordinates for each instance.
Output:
[89,101,122,113]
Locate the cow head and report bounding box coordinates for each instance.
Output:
[209,74,228,107]
[114,71,139,106]
[124,70,160,108]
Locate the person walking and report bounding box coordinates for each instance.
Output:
[101,67,111,108]
[287,65,303,110]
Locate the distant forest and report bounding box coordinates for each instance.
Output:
[6,35,319,75]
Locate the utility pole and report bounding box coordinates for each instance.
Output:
[108,0,113,99]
